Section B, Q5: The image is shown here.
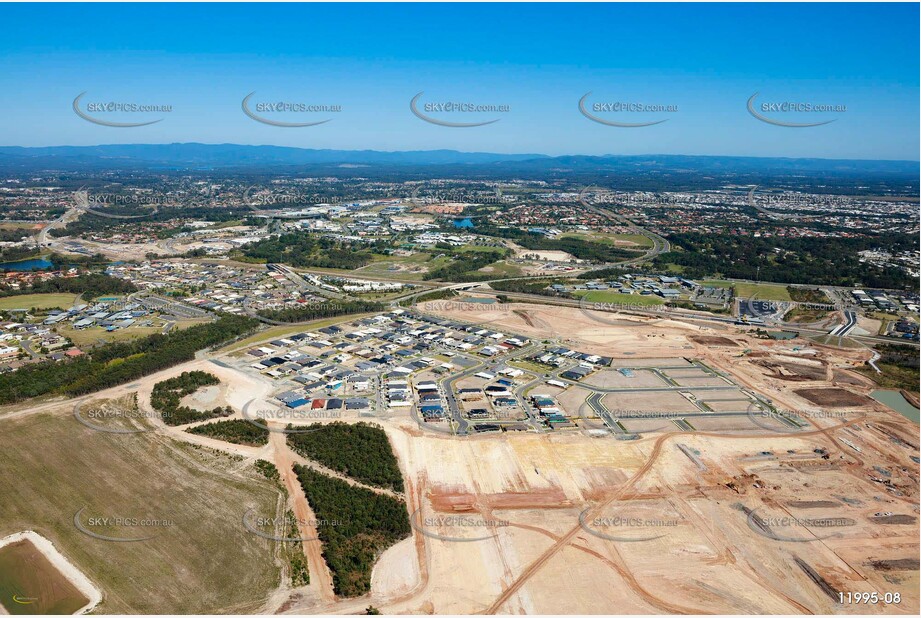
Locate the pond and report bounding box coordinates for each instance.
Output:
[453,218,474,228]
[871,389,920,424]
[458,296,496,304]
[0,257,53,271]
[0,538,90,615]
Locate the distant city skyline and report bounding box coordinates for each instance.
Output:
[1,2,918,160]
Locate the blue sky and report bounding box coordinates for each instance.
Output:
[1,2,918,160]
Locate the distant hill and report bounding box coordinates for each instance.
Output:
[0,143,916,179]
[0,144,548,168]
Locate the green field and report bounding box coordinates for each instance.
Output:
[560,232,654,249]
[698,280,793,301]
[0,539,89,615]
[0,397,281,613]
[59,318,211,348]
[0,294,78,311]
[59,324,164,347]
[477,260,523,277]
[353,253,443,281]
[571,289,665,306]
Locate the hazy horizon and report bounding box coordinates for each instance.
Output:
[2,142,919,164]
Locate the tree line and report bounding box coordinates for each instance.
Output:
[0,273,137,298]
[186,419,269,445]
[0,315,257,404]
[258,300,384,323]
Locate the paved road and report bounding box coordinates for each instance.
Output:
[34,190,85,247]
[269,263,352,301]
[829,310,858,337]
[578,195,670,266]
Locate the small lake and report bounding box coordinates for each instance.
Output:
[871,389,920,424]
[458,296,496,304]
[453,218,474,228]
[0,257,53,271]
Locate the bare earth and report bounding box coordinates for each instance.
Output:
[1,303,917,615]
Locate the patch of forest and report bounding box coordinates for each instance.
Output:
[242,233,374,270]
[287,422,404,492]
[151,371,233,426]
[293,464,410,597]
[258,300,383,323]
[186,419,269,445]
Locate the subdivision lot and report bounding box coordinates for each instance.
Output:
[660,366,712,379]
[581,369,666,388]
[600,391,699,414]
[700,397,754,413]
[670,375,731,387]
[608,357,693,368]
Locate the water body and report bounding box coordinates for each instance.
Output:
[453,218,474,228]
[458,296,496,304]
[0,257,53,271]
[871,390,920,424]
[0,538,90,615]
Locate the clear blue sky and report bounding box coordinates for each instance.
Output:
[1,2,918,160]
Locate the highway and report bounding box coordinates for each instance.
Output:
[829,310,858,337]
[578,189,671,265]
[268,263,352,301]
[34,190,85,248]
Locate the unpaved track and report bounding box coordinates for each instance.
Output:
[483,414,870,614]
[270,428,336,604]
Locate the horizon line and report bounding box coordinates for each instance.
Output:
[1,142,919,165]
